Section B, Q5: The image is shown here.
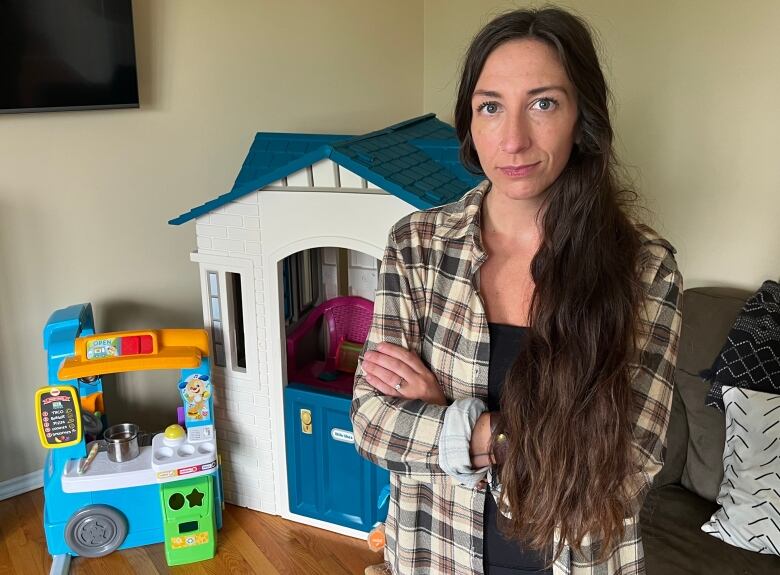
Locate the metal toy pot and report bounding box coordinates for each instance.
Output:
[103,423,140,463]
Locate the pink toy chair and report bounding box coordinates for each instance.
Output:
[286,296,374,395]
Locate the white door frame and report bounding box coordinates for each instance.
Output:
[265,236,383,538]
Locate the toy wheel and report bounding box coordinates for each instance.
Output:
[64,505,127,558]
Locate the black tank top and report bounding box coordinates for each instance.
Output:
[484,323,552,574]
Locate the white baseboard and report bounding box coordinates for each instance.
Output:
[0,469,43,501]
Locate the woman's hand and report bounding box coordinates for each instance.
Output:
[470,412,494,469]
[362,343,447,406]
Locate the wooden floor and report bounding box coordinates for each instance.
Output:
[0,489,383,574]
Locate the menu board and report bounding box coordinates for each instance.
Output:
[35,386,82,449]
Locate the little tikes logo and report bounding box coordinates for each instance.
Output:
[330,428,354,444]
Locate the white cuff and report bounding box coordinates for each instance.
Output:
[439,397,489,487]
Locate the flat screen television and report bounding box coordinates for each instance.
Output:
[0,0,139,114]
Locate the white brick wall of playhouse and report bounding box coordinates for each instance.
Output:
[194,188,271,512]
[195,190,263,258]
[191,161,392,519]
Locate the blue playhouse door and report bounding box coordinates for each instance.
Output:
[284,384,389,532]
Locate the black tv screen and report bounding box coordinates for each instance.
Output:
[0,0,139,114]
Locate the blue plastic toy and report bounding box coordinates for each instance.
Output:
[39,303,223,575]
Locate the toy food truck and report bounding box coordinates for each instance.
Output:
[38,303,223,575]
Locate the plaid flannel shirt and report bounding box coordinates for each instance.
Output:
[351,180,683,575]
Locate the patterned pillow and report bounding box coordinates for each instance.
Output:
[701,385,780,555]
[702,280,780,412]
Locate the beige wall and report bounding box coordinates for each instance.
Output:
[0,0,423,483]
[425,0,780,289]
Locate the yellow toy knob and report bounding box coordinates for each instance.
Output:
[164,424,185,440]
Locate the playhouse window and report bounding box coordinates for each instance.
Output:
[207,271,226,367]
[283,249,322,326]
[227,272,246,371]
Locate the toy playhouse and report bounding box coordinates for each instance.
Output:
[38,303,222,574]
[169,113,480,537]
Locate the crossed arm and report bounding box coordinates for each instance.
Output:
[361,342,494,469]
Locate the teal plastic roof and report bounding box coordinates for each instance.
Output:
[170,114,482,225]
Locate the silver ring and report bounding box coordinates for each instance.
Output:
[394,378,404,391]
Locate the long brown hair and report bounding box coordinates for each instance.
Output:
[455,7,646,562]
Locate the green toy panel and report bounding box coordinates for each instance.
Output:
[160,475,216,566]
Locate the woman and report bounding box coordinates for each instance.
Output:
[351,7,682,575]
